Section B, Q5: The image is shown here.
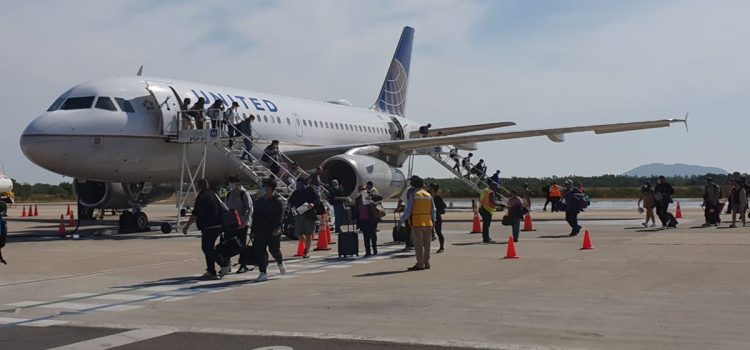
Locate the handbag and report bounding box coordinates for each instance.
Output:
[501,213,513,226]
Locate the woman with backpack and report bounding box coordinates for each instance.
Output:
[638,182,657,228]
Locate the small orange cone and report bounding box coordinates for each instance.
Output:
[471,212,482,233]
[294,238,306,257]
[66,204,72,216]
[522,213,535,231]
[581,230,594,250]
[504,235,519,259]
[675,202,683,219]
[324,214,334,245]
[68,212,76,227]
[21,206,27,217]
[33,205,39,217]
[58,214,67,236]
[314,225,331,251]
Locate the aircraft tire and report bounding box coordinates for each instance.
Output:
[133,211,149,232]
[160,222,172,234]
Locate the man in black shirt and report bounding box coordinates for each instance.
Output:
[182,179,226,279]
[428,183,447,253]
[329,179,347,233]
[251,178,286,282]
[654,175,676,228]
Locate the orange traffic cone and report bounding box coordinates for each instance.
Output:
[294,238,306,257]
[471,212,482,233]
[504,235,519,259]
[675,202,683,219]
[522,213,535,231]
[66,204,72,216]
[324,214,334,245]
[581,230,594,250]
[68,212,76,227]
[33,205,39,217]
[21,205,27,217]
[314,225,331,251]
[58,214,67,236]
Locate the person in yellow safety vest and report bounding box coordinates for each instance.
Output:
[399,175,436,271]
[479,182,505,243]
[548,181,562,212]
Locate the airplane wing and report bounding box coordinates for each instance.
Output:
[285,118,687,165]
[408,121,516,137]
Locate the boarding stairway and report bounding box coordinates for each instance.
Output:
[429,151,510,196]
[214,124,308,201]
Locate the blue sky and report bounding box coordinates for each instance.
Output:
[1,0,748,184]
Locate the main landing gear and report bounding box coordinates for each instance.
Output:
[118,210,150,233]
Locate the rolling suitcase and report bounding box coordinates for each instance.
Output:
[239,245,257,266]
[338,222,359,258]
[215,233,245,267]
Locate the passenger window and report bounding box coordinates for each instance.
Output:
[264,115,268,122]
[114,98,135,113]
[303,120,307,127]
[95,97,117,111]
[335,123,340,130]
[60,96,95,110]
[47,98,65,112]
[277,116,281,124]
[287,117,291,125]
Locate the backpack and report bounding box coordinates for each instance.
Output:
[575,192,591,209]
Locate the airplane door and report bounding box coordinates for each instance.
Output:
[389,117,405,140]
[291,113,303,137]
[145,82,181,136]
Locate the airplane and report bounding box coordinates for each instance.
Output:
[20,26,685,233]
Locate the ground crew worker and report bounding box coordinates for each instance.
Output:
[399,176,435,271]
[549,181,562,212]
[479,182,504,243]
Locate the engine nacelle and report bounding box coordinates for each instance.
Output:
[74,180,173,209]
[320,154,406,199]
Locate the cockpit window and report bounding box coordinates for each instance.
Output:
[95,97,117,111]
[115,98,135,113]
[47,98,65,112]
[60,96,95,110]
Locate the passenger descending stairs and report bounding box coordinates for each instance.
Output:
[213,126,305,201]
[430,152,510,196]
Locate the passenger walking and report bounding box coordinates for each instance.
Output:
[239,114,255,160]
[654,176,676,228]
[702,177,722,227]
[462,153,473,178]
[0,214,7,265]
[329,180,347,233]
[727,178,747,227]
[225,102,243,147]
[488,170,501,187]
[428,183,446,253]
[471,159,487,179]
[225,175,253,273]
[207,100,224,129]
[262,140,281,176]
[548,181,562,212]
[181,97,193,129]
[189,97,206,129]
[355,185,378,256]
[288,178,319,258]
[637,182,657,227]
[366,181,381,199]
[399,176,436,270]
[542,183,551,211]
[251,178,286,282]
[563,180,583,236]
[182,179,227,279]
[479,182,504,243]
[449,148,461,173]
[522,183,533,210]
[505,189,525,242]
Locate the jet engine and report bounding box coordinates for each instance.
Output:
[73,180,173,209]
[320,154,406,199]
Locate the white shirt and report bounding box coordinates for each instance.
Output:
[224,109,243,125]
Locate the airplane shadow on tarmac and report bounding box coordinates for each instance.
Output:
[537,235,570,239]
[452,241,505,246]
[353,270,412,278]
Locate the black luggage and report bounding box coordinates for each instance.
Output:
[338,231,359,258]
[392,224,411,242]
[239,245,257,266]
[706,202,724,225]
[665,212,678,228]
[216,234,245,266]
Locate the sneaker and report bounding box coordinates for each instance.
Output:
[278,262,287,275]
[303,254,310,259]
[364,253,372,257]
[255,272,268,282]
[569,232,578,237]
[201,271,218,279]
[424,262,431,269]
[729,224,737,228]
[642,222,648,227]
[650,223,656,227]
[219,265,230,277]
[237,265,248,274]
[483,240,495,244]
[407,264,425,271]
[436,247,444,253]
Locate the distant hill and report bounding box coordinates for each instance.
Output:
[622,163,727,177]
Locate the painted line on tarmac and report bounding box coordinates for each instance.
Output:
[46,328,174,350]
[62,321,579,350]
[0,316,68,327]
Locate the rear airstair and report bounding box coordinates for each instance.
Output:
[429,151,510,196]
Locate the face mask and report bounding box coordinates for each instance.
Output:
[259,185,267,193]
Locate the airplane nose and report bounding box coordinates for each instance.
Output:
[20,114,78,175]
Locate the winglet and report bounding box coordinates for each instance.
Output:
[136,65,143,76]
[682,112,689,132]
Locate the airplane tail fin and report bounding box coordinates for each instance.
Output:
[372,26,414,117]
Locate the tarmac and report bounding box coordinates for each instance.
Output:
[1,202,750,349]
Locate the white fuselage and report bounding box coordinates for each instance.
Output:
[20,76,420,184]
[0,174,11,193]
